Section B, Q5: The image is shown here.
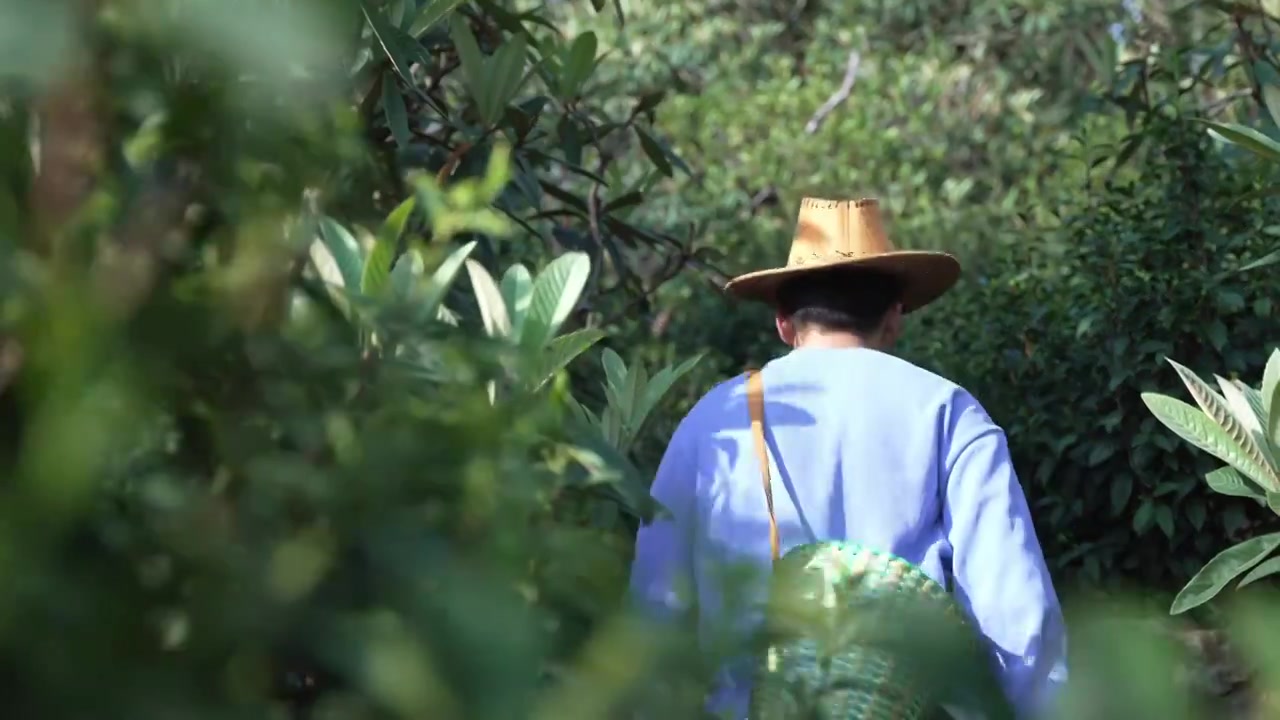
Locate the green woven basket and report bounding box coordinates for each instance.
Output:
[748,541,996,720]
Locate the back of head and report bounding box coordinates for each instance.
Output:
[775,266,904,335]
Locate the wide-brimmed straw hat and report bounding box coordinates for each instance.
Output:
[723,197,961,313]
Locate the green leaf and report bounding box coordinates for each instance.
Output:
[1132,499,1153,534]
[482,33,528,126]
[408,0,465,37]
[1155,505,1174,539]
[420,241,477,321]
[633,354,703,440]
[382,71,411,149]
[601,348,627,396]
[362,1,418,89]
[1143,392,1278,493]
[1238,556,1280,589]
[500,264,533,341]
[317,217,365,290]
[559,31,597,99]
[1238,247,1280,274]
[634,125,672,176]
[1170,533,1280,614]
[361,196,416,296]
[1111,474,1132,513]
[521,252,591,349]
[449,14,488,114]
[1188,499,1207,531]
[1201,119,1280,162]
[1206,466,1267,500]
[1266,349,1280,447]
[530,328,607,391]
[1263,85,1280,129]
[464,259,511,338]
[389,249,424,299]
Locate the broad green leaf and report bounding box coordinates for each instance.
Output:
[389,249,424,299]
[1143,393,1279,492]
[362,1,418,89]
[316,217,365,290]
[361,196,416,296]
[1264,349,1280,447]
[1232,379,1268,431]
[601,348,627,396]
[500,264,533,340]
[1201,119,1280,163]
[1264,85,1280,130]
[559,31,597,99]
[464,259,511,338]
[382,70,411,149]
[1237,556,1280,589]
[1216,374,1276,468]
[408,0,465,37]
[633,354,703,438]
[521,252,591,349]
[1206,466,1267,501]
[618,360,648,452]
[1167,359,1279,487]
[482,33,528,126]
[1170,533,1280,614]
[449,14,487,113]
[530,328,607,391]
[420,241,477,321]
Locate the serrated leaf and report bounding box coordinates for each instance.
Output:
[1238,556,1280,589]
[408,0,465,37]
[316,217,364,290]
[530,328,606,391]
[1201,119,1280,162]
[1206,466,1267,500]
[464,259,511,338]
[1170,533,1280,614]
[1166,359,1280,488]
[1143,392,1278,492]
[420,241,477,321]
[521,252,591,349]
[382,70,411,149]
[1217,374,1276,469]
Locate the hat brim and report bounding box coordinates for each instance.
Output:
[722,251,961,314]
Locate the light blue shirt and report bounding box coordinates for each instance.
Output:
[628,346,1067,718]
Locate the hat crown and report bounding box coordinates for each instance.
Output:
[787,197,896,269]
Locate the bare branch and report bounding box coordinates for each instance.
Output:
[804,50,862,135]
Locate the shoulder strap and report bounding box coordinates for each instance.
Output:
[746,370,780,562]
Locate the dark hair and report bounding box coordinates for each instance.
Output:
[775,266,904,335]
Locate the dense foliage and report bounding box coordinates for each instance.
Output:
[3,0,1280,718]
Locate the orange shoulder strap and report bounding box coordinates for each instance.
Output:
[746,370,780,562]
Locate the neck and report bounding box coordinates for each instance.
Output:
[793,329,881,350]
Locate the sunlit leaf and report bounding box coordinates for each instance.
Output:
[1170,533,1280,614]
[521,252,591,349]
[464,259,511,338]
[420,241,478,321]
[1205,466,1267,500]
[500,264,533,340]
[530,328,607,391]
[1201,119,1280,162]
[361,196,416,296]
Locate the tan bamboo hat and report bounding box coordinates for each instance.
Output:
[723,197,961,313]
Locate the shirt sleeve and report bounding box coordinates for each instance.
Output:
[943,392,1068,718]
[627,419,697,623]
